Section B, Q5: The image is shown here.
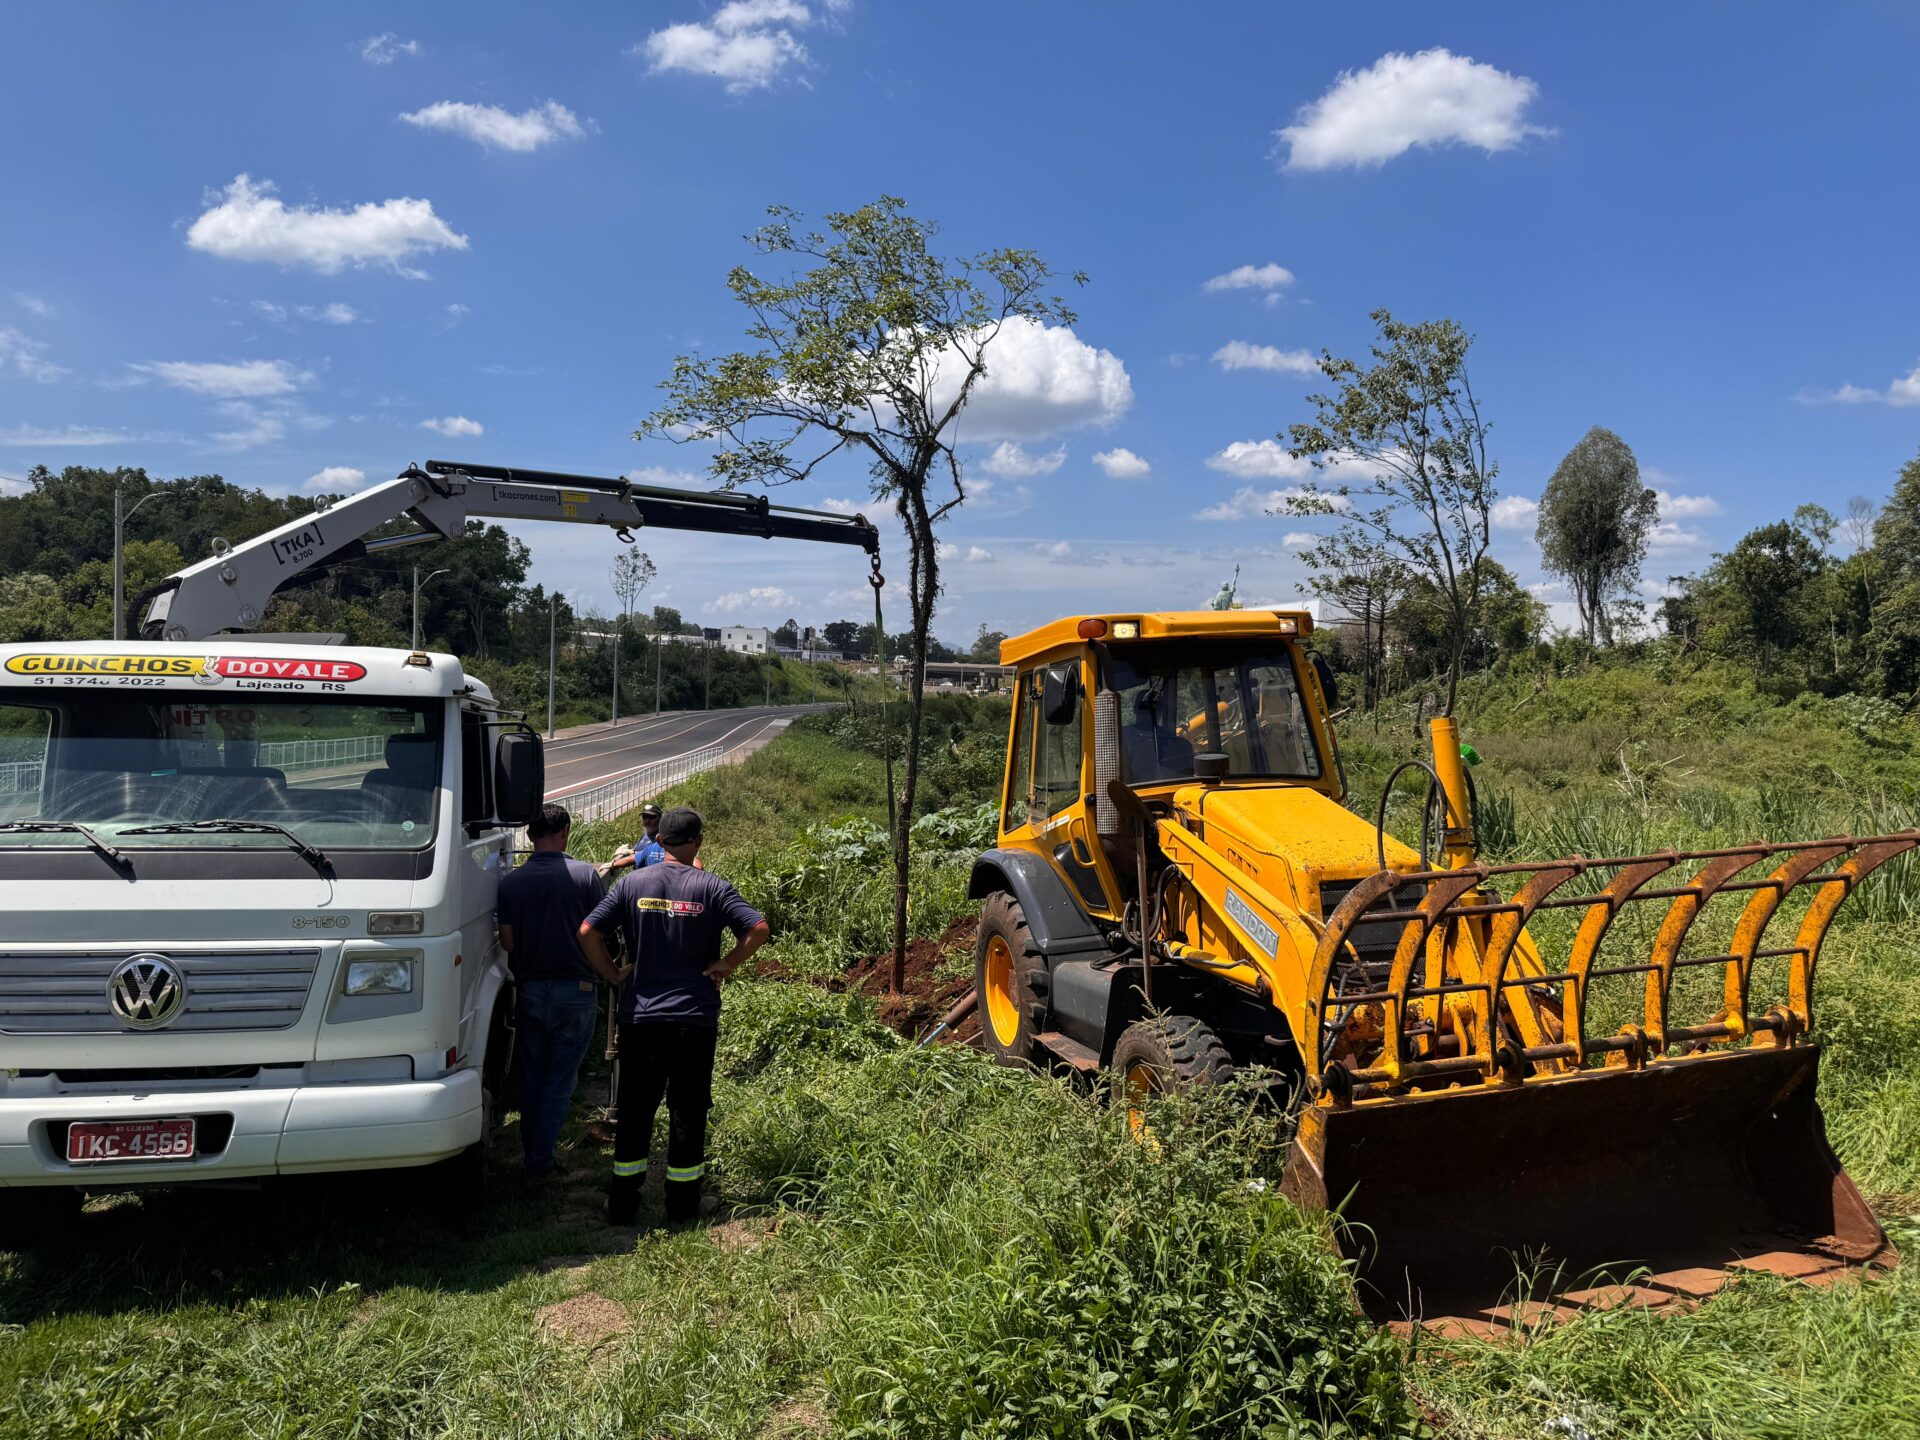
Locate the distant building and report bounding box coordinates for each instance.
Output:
[720,625,771,655]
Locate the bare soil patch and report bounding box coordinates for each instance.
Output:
[761,915,979,1040]
[534,1293,631,1349]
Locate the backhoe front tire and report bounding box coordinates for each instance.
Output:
[1112,1016,1235,1137]
[975,892,1048,1066]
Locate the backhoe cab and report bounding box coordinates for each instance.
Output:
[971,609,1905,1330]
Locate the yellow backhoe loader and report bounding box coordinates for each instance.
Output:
[968,609,1906,1329]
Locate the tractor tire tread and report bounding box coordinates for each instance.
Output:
[1115,1015,1236,1090]
[976,892,1048,1064]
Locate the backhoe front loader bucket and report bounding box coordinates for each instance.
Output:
[1283,833,1917,1330]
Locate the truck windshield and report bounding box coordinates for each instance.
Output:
[1106,640,1321,783]
[0,690,441,851]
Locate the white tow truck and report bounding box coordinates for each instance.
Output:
[0,461,876,1226]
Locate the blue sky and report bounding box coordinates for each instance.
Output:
[4,2,1920,642]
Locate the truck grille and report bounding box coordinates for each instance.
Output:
[0,949,321,1034]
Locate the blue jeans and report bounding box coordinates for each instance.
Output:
[514,979,599,1175]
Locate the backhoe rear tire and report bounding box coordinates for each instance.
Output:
[975,892,1048,1066]
[1112,1016,1235,1137]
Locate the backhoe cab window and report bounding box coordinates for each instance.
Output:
[1108,642,1321,783]
[0,690,442,849]
[1006,664,1083,827]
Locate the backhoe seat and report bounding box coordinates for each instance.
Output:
[1121,697,1193,783]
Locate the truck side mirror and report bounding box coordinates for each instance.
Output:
[493,731,545,826]
[1042,663,1081,725]
[1310,651,1340,712]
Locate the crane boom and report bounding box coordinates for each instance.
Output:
[137,460,880,641]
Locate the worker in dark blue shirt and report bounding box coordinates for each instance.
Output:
[496,803,621,1179]
[580,806,769,1225]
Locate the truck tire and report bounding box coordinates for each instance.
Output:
[975,891,1048,1066]
[1111,1016,1235,1138]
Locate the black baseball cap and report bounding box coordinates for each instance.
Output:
[658,807,703,846]
[641,803,662,820]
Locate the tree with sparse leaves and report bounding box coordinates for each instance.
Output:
[1282,311,1498,716]
[609,549,656,629]
[638,196,1082,989]
[1535,426,1659,647]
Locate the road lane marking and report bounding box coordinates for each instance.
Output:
[548,713,788,797]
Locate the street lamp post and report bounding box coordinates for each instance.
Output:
[612,629,621,725]
[112,485,170,640]
[654,632,663,713]
[411,566,451,650]
[546,595,559,738]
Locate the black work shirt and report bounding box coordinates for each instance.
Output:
[495,851,607,983]
[585,861,765,1027]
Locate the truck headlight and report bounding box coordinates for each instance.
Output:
[343,959,413,996]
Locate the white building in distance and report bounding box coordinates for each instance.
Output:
[720,626,771,655]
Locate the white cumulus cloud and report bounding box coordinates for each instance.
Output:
[186,174,468,276]
[1093,447,1150,479]
[130,358,308,397]
[965,545,994,563]
[1800,363,1920,408]
[712,584,796,614]
[1282,531,1318,547]
[1205,438,1311,480]
[1212,341,1317,376]
[304,466,367,493]
[1277,48,1551,171]
[1647,520,1704,552]
[400,100,587,153]
[1491,495,1539,530]
[818,496,867,515]
[639,0,831,92]
[360,33,419,64]
[1203,263,1295,295]
[1655,489,1721,519]
[13,293,55,319]
[0,327,65,382]
[981,441,1066,477]
[1193,488,1316,522]
[937,316,1132,441]
[421,415,484,438]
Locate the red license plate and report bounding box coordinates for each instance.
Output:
[66,1117,196,1165]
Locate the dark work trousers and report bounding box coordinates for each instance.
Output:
[611,1020,718,1221]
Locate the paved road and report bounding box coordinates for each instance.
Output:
[542,704,831,800]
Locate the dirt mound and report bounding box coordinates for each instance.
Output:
[845,916,978,1039]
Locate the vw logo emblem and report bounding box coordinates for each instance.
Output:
[106,954,187,1030]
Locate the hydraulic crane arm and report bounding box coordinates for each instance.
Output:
[138,459,880,641]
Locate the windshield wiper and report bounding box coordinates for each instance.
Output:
[120,818,332,876]
[0,819,134,874]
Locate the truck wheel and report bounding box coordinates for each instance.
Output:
[1111,1016,1235,1138]
[975,892,1048,1066]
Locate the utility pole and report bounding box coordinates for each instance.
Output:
[411,566,450,650]
[654,632,663,713]
[112,484,169,640]
[765,651,772,708]
[703,634,713,711]
[612,629,621,725]
[546,594,559,738]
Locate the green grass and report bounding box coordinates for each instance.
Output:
[8,675,1920,1437]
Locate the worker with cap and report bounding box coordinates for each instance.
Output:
[597,804,667,879]
[495,803,623,1179]
[579,805,769,1225]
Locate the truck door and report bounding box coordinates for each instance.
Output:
[455,704,509,1065]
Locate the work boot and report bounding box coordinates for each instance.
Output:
[606,1179,641,1227]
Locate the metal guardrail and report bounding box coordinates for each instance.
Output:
[561,744,724,825]
[0,760,40,796]
[259,734,387,772]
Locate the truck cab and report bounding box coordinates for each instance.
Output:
[0,641,541,1211]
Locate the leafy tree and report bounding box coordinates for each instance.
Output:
[1534,426,1659,646]
[1395,557,1543,681]
[639,196,1080,987]
[1283,311,1498,715]
[969,623,1008,663]
[1693,521,1827,680]
[1298,537,1408,714]
[609,549,657,626]
[822,619,862,654]
[649,605,686,636]
[773,617,800,648]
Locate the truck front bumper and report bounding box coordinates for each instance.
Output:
[0,1070,482,1187]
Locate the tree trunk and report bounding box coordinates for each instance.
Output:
[889,476,940,992]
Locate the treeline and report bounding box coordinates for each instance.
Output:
[0,465,889,721]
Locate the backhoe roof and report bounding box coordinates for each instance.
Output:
[1000,610,1314,667]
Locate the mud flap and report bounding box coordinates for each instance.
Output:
[1281,1044,1895,1324]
